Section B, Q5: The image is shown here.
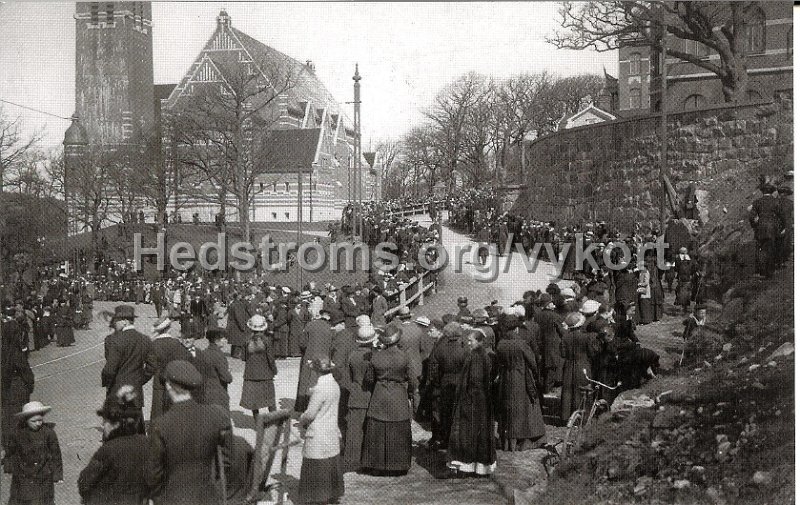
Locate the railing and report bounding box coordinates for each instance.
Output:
[391,200,447,218]
[383,268,438,318]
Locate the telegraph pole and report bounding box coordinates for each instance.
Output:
[353,64,362,240]
[297,165,303,289]
[659,21,668,233]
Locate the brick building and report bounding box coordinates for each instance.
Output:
[64,5,377,233]
[617,1,792,115]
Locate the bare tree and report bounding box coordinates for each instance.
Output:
[0,107,42,193]
[549,1,767,102]
[170,52,297,242]
[424,72,487,198]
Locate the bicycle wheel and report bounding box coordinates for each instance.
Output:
[563,410,583,457]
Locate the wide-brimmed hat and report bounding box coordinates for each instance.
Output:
[247,314,268,332]
[377,324,402,345]
[442,321,463,339]
[564,312,586,329]
[357,324,377,344]
[414,316,431,327]
[580,299,601,316]
[560,287,576,299]
[16,401,51,418]
[398,306,412,319]
[356,315,372,327]
[152,317,172,333]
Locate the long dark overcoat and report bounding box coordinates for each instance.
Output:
[494,336,546,440]
[102,328,152,408]
[560,328,598,421]
[447,347,496,468]
[295,319,334,412]
[225,299,251,348]
[78,433,150,505]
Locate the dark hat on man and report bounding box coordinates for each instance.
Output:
[377,324,402,346]
[342,285,354,295]
[457,296,468,305]
[761,183,776,194]
[778,185,793,195]
[110,305,136,326]
[163,360,203,389]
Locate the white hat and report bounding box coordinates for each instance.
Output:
[561,287,576,299]
[357,324,377,344]
[356,315,371,327]
[580,299,601,315]
[300,291,312,299]
[247,314,268,332]
[16,401,51,418]
[513,305,526,318]
[414,316,431,327]
[281,286,292,294]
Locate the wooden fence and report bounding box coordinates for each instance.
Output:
[383,268,438,319]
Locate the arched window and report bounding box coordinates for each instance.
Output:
[629,88,642,109]
[629,52,641,75]
[683,94,706,111]
[743,7,766,54]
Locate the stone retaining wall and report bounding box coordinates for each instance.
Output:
[512,98,793,234]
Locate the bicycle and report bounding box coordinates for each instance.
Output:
[542,369,621,476]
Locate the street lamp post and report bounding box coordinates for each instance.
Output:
[353,64,362,240]
[297,165,303,289]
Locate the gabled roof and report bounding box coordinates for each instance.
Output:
[561,104,617,130]
[255,128,321,174]
[165,12,344,126]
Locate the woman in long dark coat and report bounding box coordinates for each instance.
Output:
[54,300,75,347]
[495,328,546,451]
[362,325,415,476]
[342,326,375,472]
[201,328,233,412]
[1,314,35,451]
[447,330,496,476]
[560,312,599,421]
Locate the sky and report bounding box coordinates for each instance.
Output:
[0,1,618,152]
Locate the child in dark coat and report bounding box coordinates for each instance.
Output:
[4,401,63,505]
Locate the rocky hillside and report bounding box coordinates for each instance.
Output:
[534,263,794,505]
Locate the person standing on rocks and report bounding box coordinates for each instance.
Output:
[749,183,785,278]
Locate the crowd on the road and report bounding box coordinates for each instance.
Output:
[0,180,791,505]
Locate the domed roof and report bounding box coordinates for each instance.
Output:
[63,115,88,146]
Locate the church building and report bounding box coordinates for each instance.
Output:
[64,4,378,233]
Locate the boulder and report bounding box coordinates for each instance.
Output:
[767,342,794,360]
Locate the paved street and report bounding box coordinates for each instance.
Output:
[0,217,687,505]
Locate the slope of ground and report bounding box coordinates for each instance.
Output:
[532,262,794,505]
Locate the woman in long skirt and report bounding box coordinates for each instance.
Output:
[54,300,75,347]
[298,358,344,504]
[240,315,277,421]
[447,331,497,476]
[342,325,376,472]
[636,266,653,325]
[361,325,415,476]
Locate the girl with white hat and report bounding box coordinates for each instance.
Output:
[5,401,63,505]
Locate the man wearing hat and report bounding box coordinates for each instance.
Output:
[749,182,786,278]
[456,297,471,321]
[144,318,192,420]
[1,303,35,451]
[146,360,232,505]
[101,305,151,430]
[559,312,595,422]
[271,294,290,359]
[532,294,564,394]
[295,309,334,413]
[323,285,343,325]
[340,285,361,329]
[226,292,252,361]
[471,308,496,351]
[288,296,311,358]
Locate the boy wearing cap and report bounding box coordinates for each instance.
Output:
[147,360,232,505]
[5,401,63,505]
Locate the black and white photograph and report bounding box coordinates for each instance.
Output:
[0,2,795,504]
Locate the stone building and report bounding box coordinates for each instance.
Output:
[617,1,792,115]
[64,5,377,233]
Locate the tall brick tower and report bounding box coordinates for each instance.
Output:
[73,2,154,145]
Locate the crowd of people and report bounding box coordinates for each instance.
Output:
[1,179,790,505]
